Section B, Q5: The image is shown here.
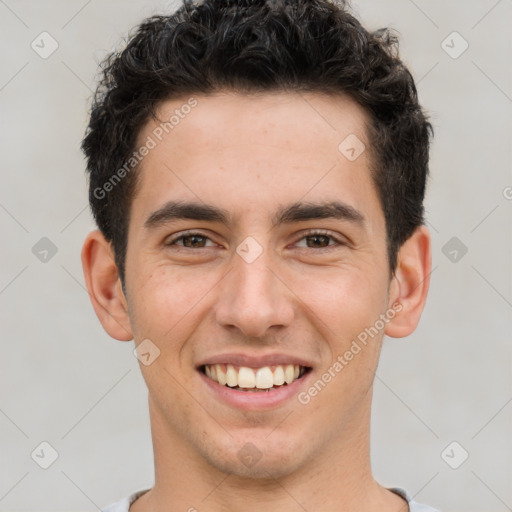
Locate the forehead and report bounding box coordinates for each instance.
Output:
[147,91,370,155]
[131,91,381,231]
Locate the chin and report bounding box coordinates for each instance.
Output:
[199,432,307,480]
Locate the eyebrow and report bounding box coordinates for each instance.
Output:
[271,200,365,228]
[144,201,232,228]
[144,200,365,229]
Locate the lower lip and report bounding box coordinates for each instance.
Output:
[198,369,311,410]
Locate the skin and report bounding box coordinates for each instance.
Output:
[82,91,431,512]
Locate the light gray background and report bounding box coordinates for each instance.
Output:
[1,0,511,511]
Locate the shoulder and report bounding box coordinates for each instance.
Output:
[389,487,441,512]
[101,489,150,512]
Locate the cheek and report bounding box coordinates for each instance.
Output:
[302,266,389,344]
[127,265,219,341]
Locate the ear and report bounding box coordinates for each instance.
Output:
[385,225,431,338]
[81,230,133,341]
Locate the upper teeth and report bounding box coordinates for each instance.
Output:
[204,364,305,389]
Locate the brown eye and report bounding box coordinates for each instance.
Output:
[180,234,208,248]
[295,231,344,249]
[305,234,331,248]
[166,232,216,248]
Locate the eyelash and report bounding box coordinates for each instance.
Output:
[165,229,346,251]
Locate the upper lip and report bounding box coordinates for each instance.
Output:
[197,352,313,369]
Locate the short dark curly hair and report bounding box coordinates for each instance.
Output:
[82,0,432,283]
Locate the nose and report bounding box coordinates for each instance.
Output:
[214,248,295,339]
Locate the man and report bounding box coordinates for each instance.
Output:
[81,0,437,510]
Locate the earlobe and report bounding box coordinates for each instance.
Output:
[385,225,432,338]
[81,230,133,341]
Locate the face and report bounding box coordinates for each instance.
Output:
[121,92,397,478]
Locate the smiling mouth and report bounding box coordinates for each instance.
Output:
[201,364,311,392]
